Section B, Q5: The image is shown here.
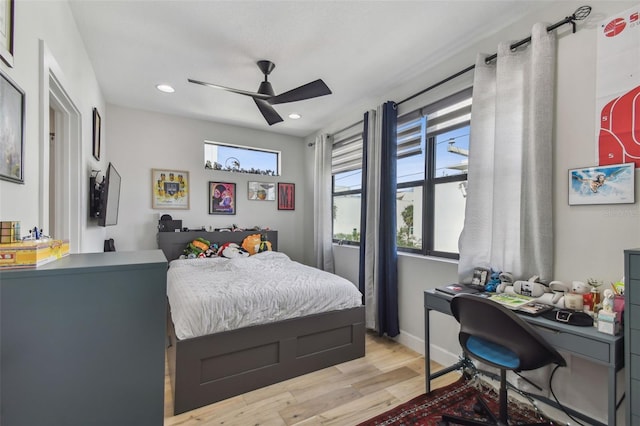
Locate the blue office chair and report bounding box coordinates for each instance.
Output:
[440,294,566,426]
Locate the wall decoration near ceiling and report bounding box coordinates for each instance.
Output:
[152,169,189,209]
[0,68,24,183]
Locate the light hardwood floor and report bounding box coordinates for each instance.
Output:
[163,332,459,426]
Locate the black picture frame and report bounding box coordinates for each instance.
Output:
[278,182,295,210]
[209,182,236,215]
[0,68,24,183]
[0,0,14,67]
[92,107,101,161]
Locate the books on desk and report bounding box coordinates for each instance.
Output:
[487,293,533,310]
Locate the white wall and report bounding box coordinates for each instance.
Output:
[105,106,308,261]
[307,2,640,424]
[0,1,106,252]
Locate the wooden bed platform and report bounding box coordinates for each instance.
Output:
[158,231,366,415]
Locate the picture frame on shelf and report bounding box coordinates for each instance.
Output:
[152,169,190,209]
[209,182,236,215]
[92,108,101,161]
[278,182,295,210]
[0,68,24,183]
[248,181,275,201]
[568,162,635,205]
[0,0,14,67]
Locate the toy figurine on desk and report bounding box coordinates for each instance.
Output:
[22,226,49,241]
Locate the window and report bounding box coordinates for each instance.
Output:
[331,124,363,244]
[396,88,471,258]
[204,141,280,176]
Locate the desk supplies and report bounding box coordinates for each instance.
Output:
[516,301,554,316]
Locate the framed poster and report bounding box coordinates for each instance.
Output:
[92,108,101,161]
[209,182,236,215]
[152,169,189,209]
[248,181,276,201]
[568,163,635,205]
[278,182,295,210]
[0,0,14,67]
[0,68,24,183]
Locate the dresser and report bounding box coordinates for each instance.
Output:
[625,248,640,426]
[0,250,167,426]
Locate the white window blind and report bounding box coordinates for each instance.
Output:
[331,123,363,175]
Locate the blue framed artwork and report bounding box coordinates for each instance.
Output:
[569,162,635,205]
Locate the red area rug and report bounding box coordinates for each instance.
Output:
[357,377,548,425]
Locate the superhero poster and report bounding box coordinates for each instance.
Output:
[596,5,640,168]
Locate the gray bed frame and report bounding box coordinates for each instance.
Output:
[158,231,365,415]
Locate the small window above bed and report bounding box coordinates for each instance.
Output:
[204,141,280,176]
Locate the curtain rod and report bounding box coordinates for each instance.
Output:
[398,5,592,106]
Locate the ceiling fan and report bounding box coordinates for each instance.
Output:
[188,60,332,126]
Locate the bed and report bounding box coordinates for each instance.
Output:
[158,230,365,415]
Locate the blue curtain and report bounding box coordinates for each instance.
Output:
[358,101,399,337]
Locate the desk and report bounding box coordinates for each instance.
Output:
[424,289,624,426]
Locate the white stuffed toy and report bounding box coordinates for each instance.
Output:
[218,242,250,259]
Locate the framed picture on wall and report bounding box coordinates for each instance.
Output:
[152,169,190,209]
[209,182,236,215]
[248,181,276,201]
[92,108,101,161]
[0,68,24,183]
[0,0,15,67]
[278,182,295,210]
[568,162,635,205]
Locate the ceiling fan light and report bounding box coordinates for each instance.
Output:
[156,84,175,93]
[288,113,301,120]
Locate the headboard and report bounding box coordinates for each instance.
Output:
[157,230,278,261]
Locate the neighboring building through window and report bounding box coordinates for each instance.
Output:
[204,141,280,176]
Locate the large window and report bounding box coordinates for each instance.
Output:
[331,125,363,244]
[331,88,471,258]
[204,141,280,176]
[396,88,471,258]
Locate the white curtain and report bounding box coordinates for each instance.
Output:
[313,133,335,273]
[361,108,382,329]
[458,23,556,283]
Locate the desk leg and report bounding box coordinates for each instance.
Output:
[425,307,432,393]
[608,365,615,426]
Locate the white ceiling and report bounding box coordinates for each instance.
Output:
[69,1,549,138]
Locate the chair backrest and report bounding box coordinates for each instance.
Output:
[450,294,566,371]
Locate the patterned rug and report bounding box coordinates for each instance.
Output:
[357,377,549,425]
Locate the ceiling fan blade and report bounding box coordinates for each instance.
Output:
[267,79,332,105]
[188,78,271,101]
[253,98,283,126]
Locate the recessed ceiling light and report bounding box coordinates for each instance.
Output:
[156,84,175,93]
[288,113,301,120]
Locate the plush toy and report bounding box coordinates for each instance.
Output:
[181,237,211,258]
[258,233,272,253]
[218,242,250,258]
[241,234,261,255]
[484,269,502,293]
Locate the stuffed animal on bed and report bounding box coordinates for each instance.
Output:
[218,242,250,258]
[180,237,218,259]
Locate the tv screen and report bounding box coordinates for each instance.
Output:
[98,163,121,227]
